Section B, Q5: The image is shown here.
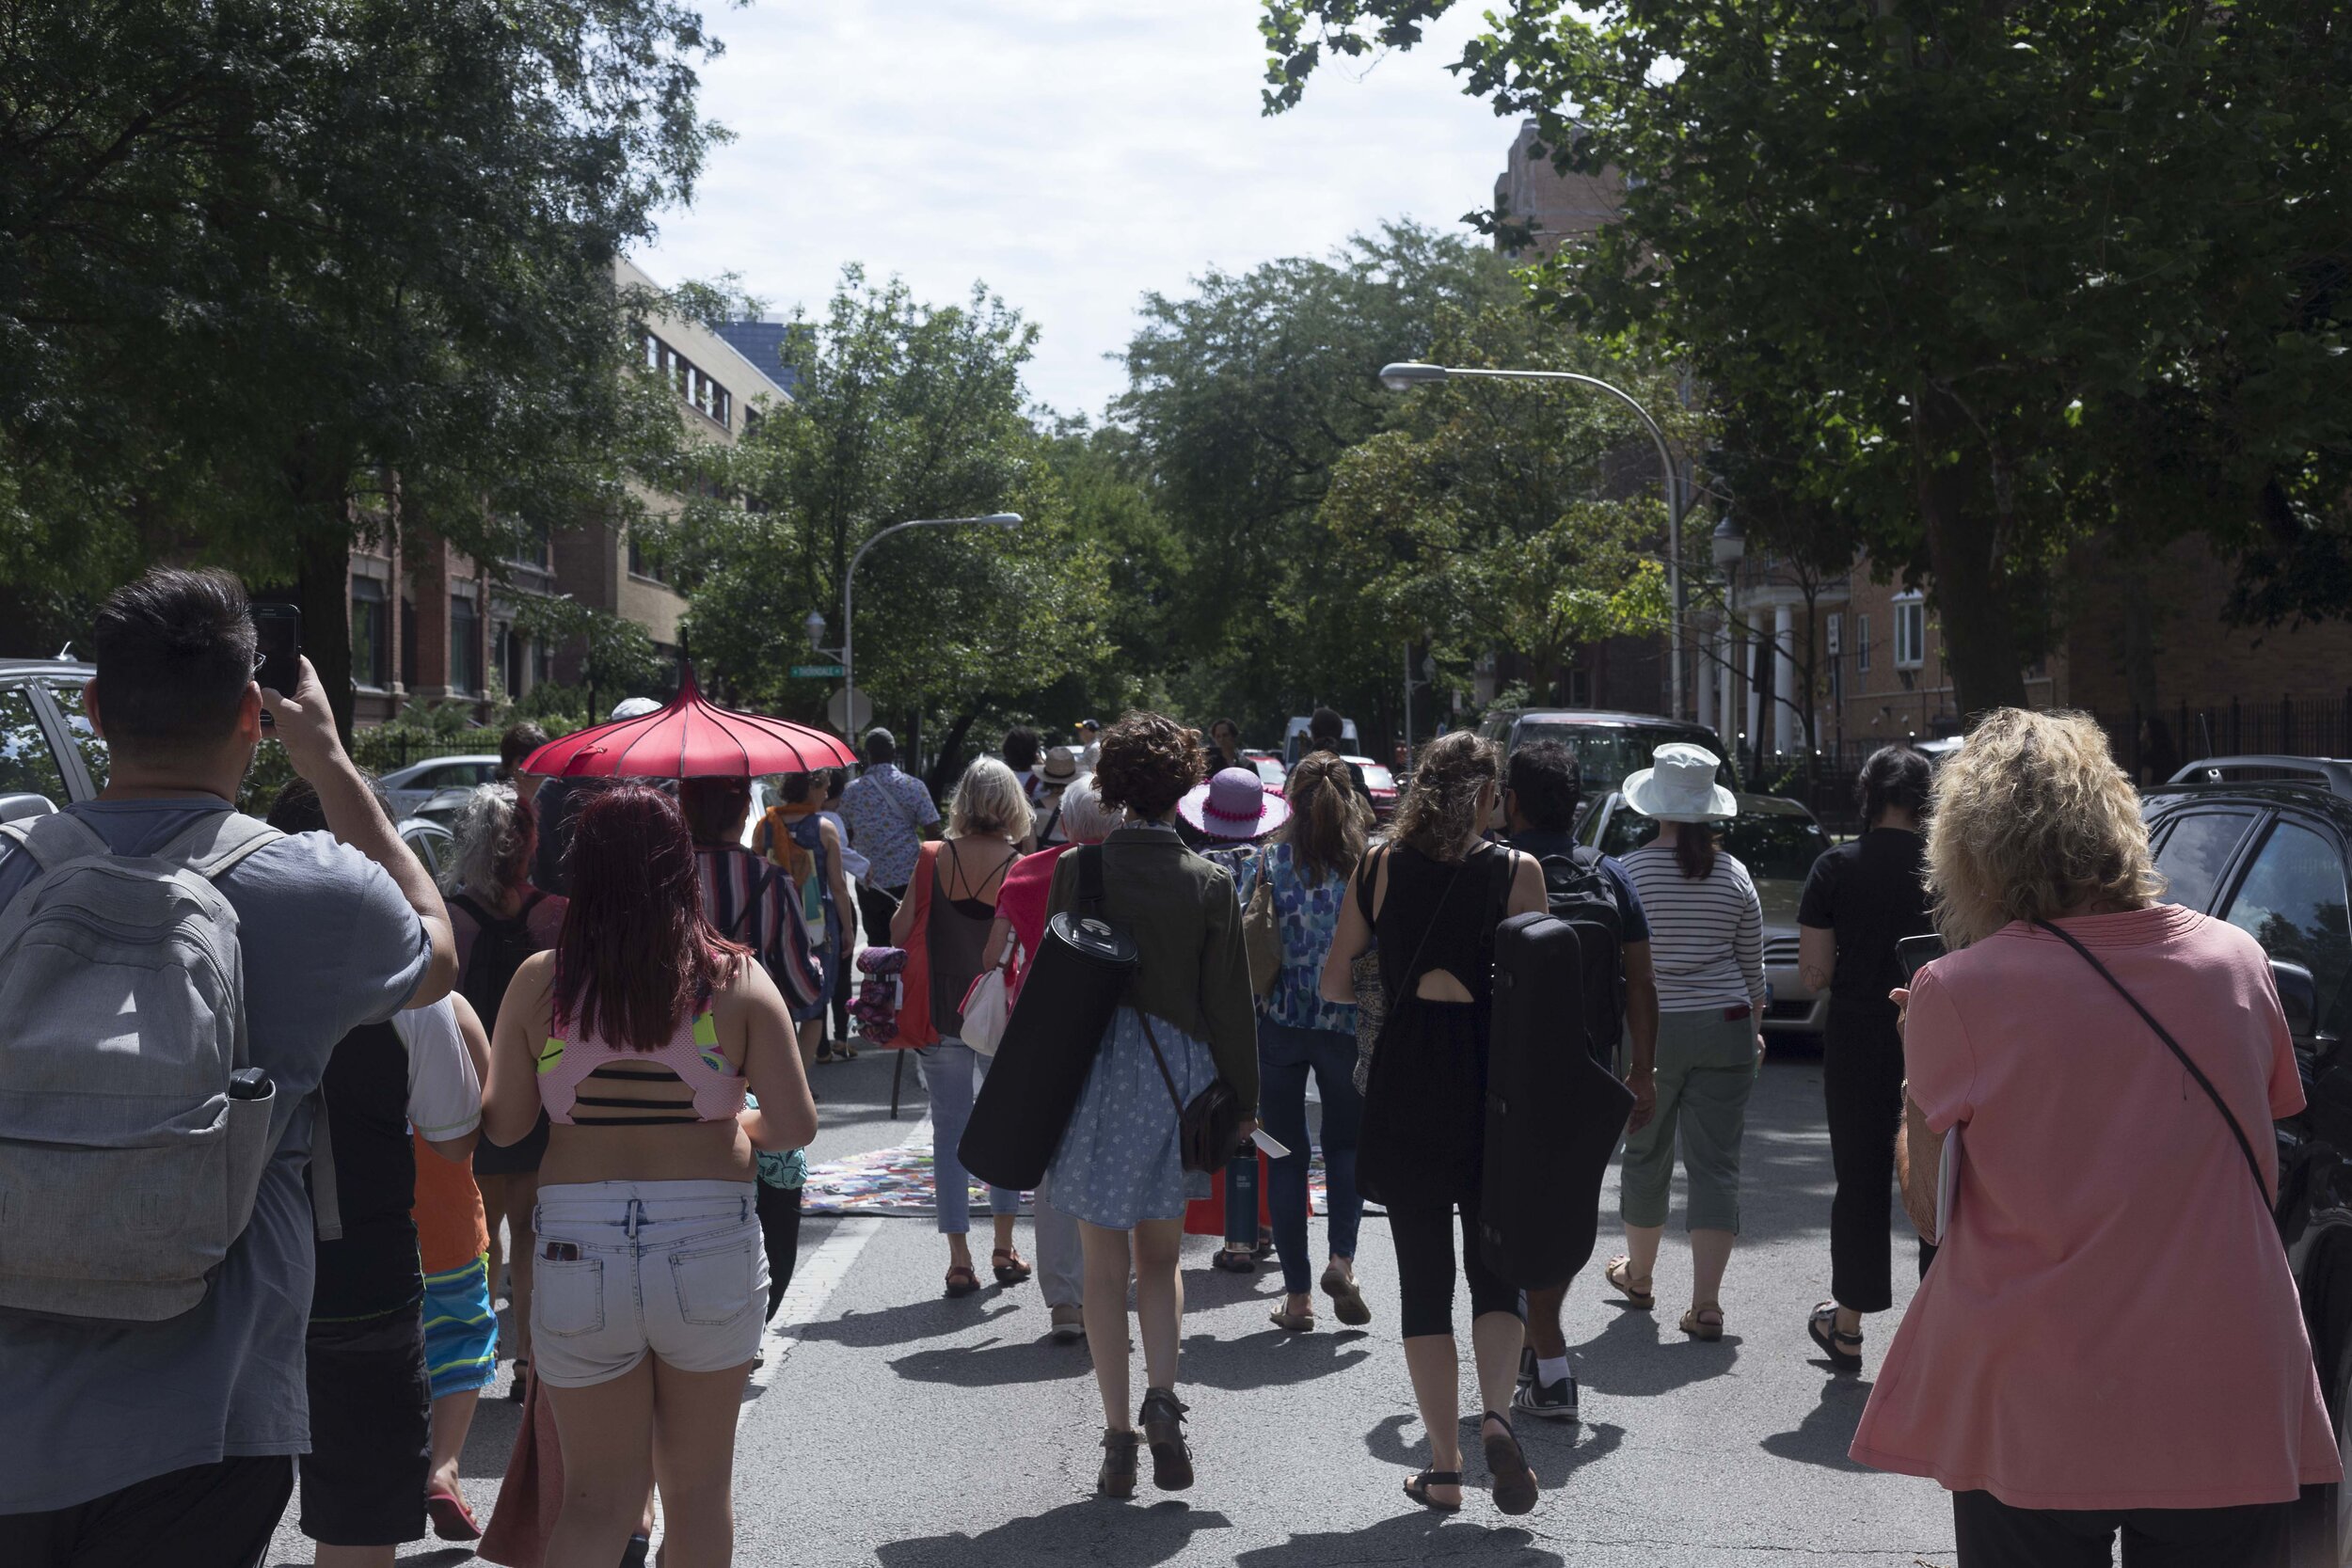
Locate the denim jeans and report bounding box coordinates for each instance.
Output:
[1248,1018,1364,1295]
[918,1039,1021,1235]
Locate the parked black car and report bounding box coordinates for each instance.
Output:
[2142,756,2352,1561]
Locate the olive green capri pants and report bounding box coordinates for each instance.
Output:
[1619,1006,1756,1233]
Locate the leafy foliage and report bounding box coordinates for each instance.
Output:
[1263,0,2352,720]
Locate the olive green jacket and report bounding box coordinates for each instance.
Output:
[1046,824,1259,1111]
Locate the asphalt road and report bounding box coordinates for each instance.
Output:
[270,1047,1956,1568]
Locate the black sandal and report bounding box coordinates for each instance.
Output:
[1403,1468,1463,1513]
[1482,1412,1538,1516]
[1211,1246,1258,1274]
[1809,1301,1864,1372]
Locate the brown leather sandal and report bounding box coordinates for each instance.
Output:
[1680,1302,1725,1341]
[992,1248,1032,1285]
[1604,1256,1655,1310]
[944,1263,981,1298]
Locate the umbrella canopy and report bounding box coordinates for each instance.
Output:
[518,665,858,779]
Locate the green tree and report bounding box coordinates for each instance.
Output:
[1264,0,2352,721]
[1113,222,1521,743]
[670,270,1117,759]
[1,0,724,730]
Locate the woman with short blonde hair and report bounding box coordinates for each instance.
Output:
[1852,708,2336,1566]
[950,756,1036,845]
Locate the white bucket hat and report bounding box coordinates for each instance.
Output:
[1621,742,1739,823]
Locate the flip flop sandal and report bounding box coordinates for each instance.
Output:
[833,1041,860,1061]
[944,1263,981,1298]
[1680,1303,1725,1342]
[1604,1257,1655,1310]
[1404,1468,1463,1513]
[1321,1263,1372,1326]
[1481,1413,1539,1516]
[1808,1301,1864,1372]
[992,1249,1033,1285]
[1268,1306,1316,1332]
[424,1486,484,1542]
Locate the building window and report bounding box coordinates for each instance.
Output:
[509,526,551,572]
[1855,613,1870,673]
[1893,594,1926,670]
[500,625,527,698]
[450,591,482,694]
[351,578,389,689]
[400,595,418,689]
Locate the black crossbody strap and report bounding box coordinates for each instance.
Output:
[1136,1008,1186,1117]
[1382,850,1471,1015]
[2033,918,2272,1210]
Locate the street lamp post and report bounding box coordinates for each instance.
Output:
[1379,361,1687,721]
[835,513,1021,745]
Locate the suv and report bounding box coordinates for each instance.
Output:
[1477,708,1740,826]
[1578,788,1836,1038]
[2140,755,2352,1556]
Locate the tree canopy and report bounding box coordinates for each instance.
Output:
[1263,0,2352,721]
[1,0,725,728]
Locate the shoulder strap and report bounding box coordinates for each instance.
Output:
[1133,1007,1187,1119]
[1077,842,1107,913]
[2,811,112,869]
[2033,918,2272,1211]
[157,812,284,881]
[1386,854,1470,1012]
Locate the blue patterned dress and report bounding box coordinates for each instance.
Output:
[1048,1007,1219,1228]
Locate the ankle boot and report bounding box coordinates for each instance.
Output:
[1139,1386,1194,1491]
[1096,1429,1138,1498]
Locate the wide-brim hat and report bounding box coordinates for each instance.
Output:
[1033,746,1080,786]
[1621,742,1739,823]
[1177,766,1292,842]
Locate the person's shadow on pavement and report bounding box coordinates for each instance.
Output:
[876,1497,1233,1568]
[1758,1377,1874,1471]
[1568,1307,1742,1398]
[1232,1510,1565,1567]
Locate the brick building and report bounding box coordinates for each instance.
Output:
[344,259,793,725]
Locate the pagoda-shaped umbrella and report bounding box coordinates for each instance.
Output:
[519,664,857,779]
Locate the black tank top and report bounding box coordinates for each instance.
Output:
[1366,841,1514,1005]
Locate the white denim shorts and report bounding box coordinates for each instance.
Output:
[530,1180,769,1387]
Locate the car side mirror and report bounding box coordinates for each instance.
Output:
[2275,959,2319,1041]
[0,792,57,825]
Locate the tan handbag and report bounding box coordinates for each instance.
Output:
[1244,872,1280,998]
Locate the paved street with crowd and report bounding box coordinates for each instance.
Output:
[269,1051,1950,1568]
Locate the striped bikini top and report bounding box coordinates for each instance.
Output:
[538,991,749,1127]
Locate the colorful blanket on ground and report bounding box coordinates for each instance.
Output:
[802,1134,1351,1219]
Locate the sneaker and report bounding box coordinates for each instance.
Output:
[1050,1305,1085,1344]
[1512,1367,1579,1421]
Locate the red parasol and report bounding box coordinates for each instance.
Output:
[517,664,858,779]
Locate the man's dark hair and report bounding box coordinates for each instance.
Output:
[1003,726,1041,773]
[1504,741,1582,833]
[1309,706,1344,746]
[863,728,897,765]
[90,568,257,752]
[499,721,550,778]
[679,775,752,845]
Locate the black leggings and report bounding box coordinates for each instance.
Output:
[757,1181,803,1322]
[1388,1198,1521,1338]
[1952,1489,2290,1568]
[1823,1004,1906,1313]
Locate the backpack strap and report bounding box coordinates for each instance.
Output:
[0,811,112,869]
[1077,842,1107,914]
[155,812,284,882]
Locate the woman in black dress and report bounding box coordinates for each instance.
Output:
[1796,745,1934,1372]
[1322,731,1547,1516]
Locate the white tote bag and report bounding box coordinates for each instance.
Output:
[959,939,1022,1057]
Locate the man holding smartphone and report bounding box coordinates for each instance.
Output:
[0,569,457,1568]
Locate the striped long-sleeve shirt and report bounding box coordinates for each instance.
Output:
[1618,843,1767,1015]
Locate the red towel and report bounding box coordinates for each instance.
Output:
[477,1378,564,1568]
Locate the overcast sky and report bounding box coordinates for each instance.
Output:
[635,0,1515,420]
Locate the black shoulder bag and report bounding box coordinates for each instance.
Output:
[1095,845,1248,1174]
[2034,918,2282,1238]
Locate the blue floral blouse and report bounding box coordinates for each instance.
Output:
[1249,842,1359,1035]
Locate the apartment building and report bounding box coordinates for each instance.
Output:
[345,259,794,724]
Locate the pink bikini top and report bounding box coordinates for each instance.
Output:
[537,991,748,1127]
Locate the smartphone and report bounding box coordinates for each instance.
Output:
[251,603,302,696]
[1896,932,1947,984]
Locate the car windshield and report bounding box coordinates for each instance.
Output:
[1512,722,1738,792]
[1359,764,1395,792]
[1597,802,1827,880]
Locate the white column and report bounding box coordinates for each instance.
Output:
[1773,602,1798,760]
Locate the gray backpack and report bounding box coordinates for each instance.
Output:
[0,810,287,1322]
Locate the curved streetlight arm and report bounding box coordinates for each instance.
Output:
[1376,362,1685,720]
[843,513,1021,749]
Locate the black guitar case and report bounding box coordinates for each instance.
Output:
[1477,911,1635,1291]
[959,848,1138,1193]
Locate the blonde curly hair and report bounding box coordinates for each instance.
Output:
[1925,708,2163,947]
[1393,730,1500,863]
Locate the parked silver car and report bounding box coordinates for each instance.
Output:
[377,753,501,817]
[1577,788,1834,1038]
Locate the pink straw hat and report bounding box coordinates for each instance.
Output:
[1177,766,1292,842]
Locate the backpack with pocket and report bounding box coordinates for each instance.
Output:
[1534,846,1628,1068]
[0,811,285,1322]
[447,889,548,1025]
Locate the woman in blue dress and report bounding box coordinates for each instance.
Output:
[1043,712,1258,1500]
